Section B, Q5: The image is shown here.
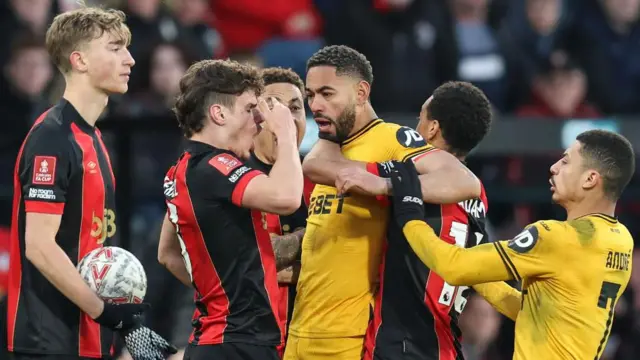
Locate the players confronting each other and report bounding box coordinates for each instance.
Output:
[389,129,635,360]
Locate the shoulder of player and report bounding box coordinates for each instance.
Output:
[372,121,431,152]
[194,150,262,180]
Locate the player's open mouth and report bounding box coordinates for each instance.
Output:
[315,118,332,131]
[549,178,555,191]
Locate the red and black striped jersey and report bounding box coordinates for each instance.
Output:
[8,99,116,358]
[163,141,282,347]
[245,152,314,355]
[365,183,489,360]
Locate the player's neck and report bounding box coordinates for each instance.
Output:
[253,147,273,165]
[350,102,378,136]
[62,76,109,127]
[565,198,616,221]
[192,127,234,152]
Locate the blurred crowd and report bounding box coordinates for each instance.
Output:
[1,0,640,359]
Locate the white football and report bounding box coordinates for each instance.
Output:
[77,246,147,304]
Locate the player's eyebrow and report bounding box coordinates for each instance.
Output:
[306,86,336,94]
[289,97,302,105]
[245,102,257,111]
[109,39,126,46]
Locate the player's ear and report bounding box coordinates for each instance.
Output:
[582,169,599,191]
[356,80,370,105]
[209,104,225,126]
[69,51,88,73]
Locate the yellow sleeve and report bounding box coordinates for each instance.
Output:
[402,220,559,286]
[402,220,513,286]
[473,282,521,321]
[382,124,433,161]
[492,221,560,282]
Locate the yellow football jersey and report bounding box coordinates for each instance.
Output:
[403,213,633,360]
[289,119,432,338]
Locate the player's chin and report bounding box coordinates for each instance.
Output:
[317,129,339,142]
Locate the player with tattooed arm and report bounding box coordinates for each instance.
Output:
[248,67,315,356]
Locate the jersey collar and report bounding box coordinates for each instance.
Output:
[341,118,383,146]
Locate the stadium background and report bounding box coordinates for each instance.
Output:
[0,0,639,359]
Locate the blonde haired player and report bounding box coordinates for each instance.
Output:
[389,129,635,360]
[284,45,481,360]
[8,6,174,360]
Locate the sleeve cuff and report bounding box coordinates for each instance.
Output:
[231,170,263,206]
[24,201,64,215]
[365,163,389,207]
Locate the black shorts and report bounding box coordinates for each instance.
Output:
[184,343,279,360]
[8,354,107,360]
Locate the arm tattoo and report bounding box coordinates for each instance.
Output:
[271,228,304,271]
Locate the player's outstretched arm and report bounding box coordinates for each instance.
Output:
[473,282,521,321]
[302,139,366,186]
[270,228,305,271]
[242,98,303,215]
[402,221,513,286]
[158,214,192,287]
[25,213,106,318]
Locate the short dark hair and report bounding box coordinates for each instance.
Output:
[427,81,492,156]
[261,67,305,95]
[576,130,635,201]
[173,59,263,137]
[306,45,374,85]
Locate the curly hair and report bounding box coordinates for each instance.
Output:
[173,59,263,138]
[307,45,373,85]
[261,67,305,95]
[427,81,493,156]
[577,130,635,201]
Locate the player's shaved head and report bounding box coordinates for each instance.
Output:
[306,45,373,85]
[576,130,635,201]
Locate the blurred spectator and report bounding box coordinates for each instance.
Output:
[118,41,196,116]
[573,0,640,114]
[120,0,201,92]
[516,50,601,118]
[211,0,323,76]
[450,0,523,112]
[459,294,504,360]
[0,0,58,68]
[173,0,222,59]
[228,50,265,69]
[0,33,53,225]
[325,0,458,113]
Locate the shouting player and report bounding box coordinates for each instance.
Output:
[158,59,302,360]
[337,82,496,360]
[389,129,635,360]
[8,7,174,360]
[285,46,481,360]
[248,67,315,355]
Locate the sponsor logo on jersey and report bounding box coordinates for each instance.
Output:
[32,156,56,185]
[209,153,242,175]
[229,166,250,183]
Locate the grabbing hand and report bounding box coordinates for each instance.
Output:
[389,160,426,229]
[257,97,296,146]
[335,167,388,196]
